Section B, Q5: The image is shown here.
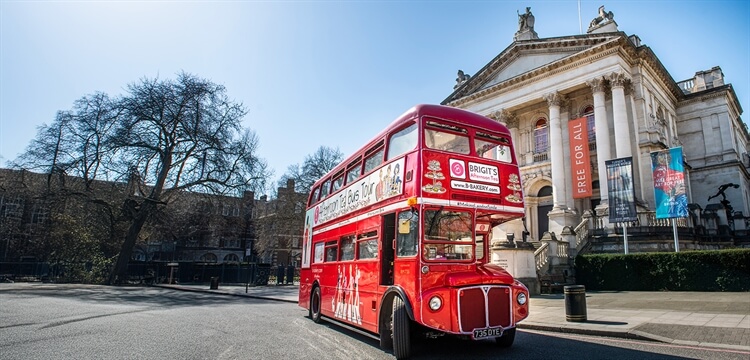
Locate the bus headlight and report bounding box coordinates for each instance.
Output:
[429,296,442,311]
[516,292,527,305]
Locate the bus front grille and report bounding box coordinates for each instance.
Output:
[457,285,512,333]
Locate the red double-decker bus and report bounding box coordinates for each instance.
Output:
[298,104,528,359]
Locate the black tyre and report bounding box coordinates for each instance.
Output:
[379,308,393,350]
[310,286,322,323]
[495,327,516,348]
[392,296,411,359]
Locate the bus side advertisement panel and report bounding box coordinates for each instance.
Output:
[312,157,405,227]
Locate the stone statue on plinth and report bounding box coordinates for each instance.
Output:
[588,5,615,29]
[454,70,470,89]
[514,7,539,41]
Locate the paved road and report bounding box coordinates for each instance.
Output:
[1,284,749,360]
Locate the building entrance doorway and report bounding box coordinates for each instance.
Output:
[537,205,552,238]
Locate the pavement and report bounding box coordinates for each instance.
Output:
[155,283,750,352]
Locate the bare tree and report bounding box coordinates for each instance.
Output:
[14,72,270,284]
[277,146,343,195]
[256,146,342,264]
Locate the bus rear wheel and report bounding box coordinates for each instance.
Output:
[495,327,516,348]
[310,286,322,324]
[379,311,393,350]
[392,296,411,359]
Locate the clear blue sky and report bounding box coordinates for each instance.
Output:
[2,1,748,193]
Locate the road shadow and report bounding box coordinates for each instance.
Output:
[312,317,690,360]
[0,283,279,308]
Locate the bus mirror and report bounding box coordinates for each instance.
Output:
[398,219,411,234]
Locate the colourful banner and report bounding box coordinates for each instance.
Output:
[651,147,688,219]
[568,117,592,198]
[606,157,637,223]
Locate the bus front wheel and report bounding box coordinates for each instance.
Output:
[310,286,322,324]
[495,327,516,348]
[392,296,411,359]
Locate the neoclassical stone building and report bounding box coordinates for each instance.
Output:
[442,6,748,254]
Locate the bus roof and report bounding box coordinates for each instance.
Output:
[311,104,510,192]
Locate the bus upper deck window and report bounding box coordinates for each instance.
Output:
[387,123,417,160]
[310,187,320,205]
[332,174,344,192]
[346,162,361,184]
[476,132,512,162]
[364,148,384,174]
[320,179,331,199]
[424,121,469,155]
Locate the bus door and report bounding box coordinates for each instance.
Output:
[381,213,395,286]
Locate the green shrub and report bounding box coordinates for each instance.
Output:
[574,249,750,291]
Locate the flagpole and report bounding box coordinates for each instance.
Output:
[578,0,582,34]
[623,225,629,254]
[672,218,679,252]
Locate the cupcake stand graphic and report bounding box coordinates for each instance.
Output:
[422,160,447,194]
[505,173,523,203]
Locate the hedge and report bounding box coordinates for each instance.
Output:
[574,249,750,291]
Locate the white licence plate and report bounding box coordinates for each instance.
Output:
[473,327,503,339]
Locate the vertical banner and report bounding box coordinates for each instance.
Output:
[650,147,688,219]
[606,157,637,222]
[568,117,592,198]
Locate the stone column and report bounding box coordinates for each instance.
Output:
[502,110,520,159]
[610,72,632,158]
[587,77,611,205]
[544,92,568,210]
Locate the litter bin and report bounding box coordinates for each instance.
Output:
[564,285,587,322]
[210,277,219,290]
[255,264,271,286]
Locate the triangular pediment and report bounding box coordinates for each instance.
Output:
[479,51,579,91]
[443,33,626,104]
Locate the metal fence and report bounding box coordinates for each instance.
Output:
[0,261,299,286]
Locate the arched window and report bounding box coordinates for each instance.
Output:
[582,105,596,142]
[223,254,239,263]
[534,118,548,154]
[537,186,553,197]
[200,253,218,263]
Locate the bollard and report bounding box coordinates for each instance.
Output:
[564,285,587,322]
[286,265,295,284]
[210,276,219,290]
[276,265,285,285]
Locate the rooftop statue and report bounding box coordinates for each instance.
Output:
[708,183,740,202]
[517,7,535,32]
[454,70,470,89]
[589,5,615,29]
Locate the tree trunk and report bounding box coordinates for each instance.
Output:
[108,201,154,285]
